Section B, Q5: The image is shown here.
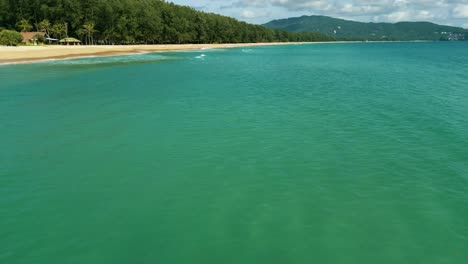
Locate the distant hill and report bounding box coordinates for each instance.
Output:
[264,15,468,41]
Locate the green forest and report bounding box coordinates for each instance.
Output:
[0,0,334,45]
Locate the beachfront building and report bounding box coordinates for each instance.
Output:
[20,32,45,45]
[45,34,59,44]
[59,37,81,45]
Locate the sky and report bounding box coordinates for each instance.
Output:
[169,0,468,28]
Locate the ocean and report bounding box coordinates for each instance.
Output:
[1,42,467,263]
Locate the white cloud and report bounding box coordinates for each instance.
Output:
[453,5,468,18]
[340,3,384,15]
[169,0,468,27]
[385,11,411,21]
[240,10,269,19]
[271,0,333,10]
[376,8,437,22]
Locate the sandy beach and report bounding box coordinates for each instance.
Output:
[0,42,319,64]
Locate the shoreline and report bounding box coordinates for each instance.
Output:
[0,42,329,65]
[0,41,437,65]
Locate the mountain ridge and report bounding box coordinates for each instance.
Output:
[264,15,468,41]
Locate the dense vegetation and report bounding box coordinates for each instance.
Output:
[264,15,468,41]
[0,29,23,46]
[0,0,334,45]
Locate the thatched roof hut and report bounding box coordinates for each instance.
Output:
[59,37,81,45]
[20,32,45,43]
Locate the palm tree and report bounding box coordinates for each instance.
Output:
[17,19,33,32]
[38,19,51,36]
[83,23,97,45]
[50,23,66,39]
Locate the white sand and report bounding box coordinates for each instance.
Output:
[0,42,324,64]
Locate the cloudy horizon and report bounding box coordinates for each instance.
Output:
[170,0,468,28]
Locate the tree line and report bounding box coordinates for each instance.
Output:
[0,0,334,45]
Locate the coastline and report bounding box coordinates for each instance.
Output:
[0,42,328,65]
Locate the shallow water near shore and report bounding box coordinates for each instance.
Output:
[1,42,468,263]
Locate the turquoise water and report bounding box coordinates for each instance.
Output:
[1,42,468,263]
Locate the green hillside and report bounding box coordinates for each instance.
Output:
[0,0,334,45]
[264,15,468,41]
